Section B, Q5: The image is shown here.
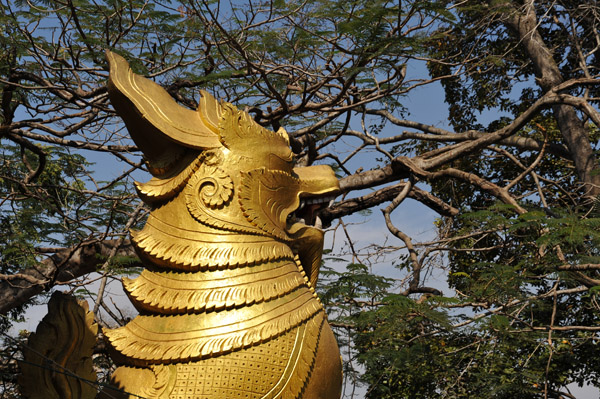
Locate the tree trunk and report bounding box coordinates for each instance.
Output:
[504,0,600,198]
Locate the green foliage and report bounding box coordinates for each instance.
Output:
[324,200,600,397]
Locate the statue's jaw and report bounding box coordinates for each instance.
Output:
[287,222,326,288]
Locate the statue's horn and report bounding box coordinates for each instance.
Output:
[106,51,222,170]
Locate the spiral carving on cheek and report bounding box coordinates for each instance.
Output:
[199,177,221,207]
[186,165,233,219]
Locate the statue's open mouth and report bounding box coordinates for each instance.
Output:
[288,194,337,229]
[283,164,339,279]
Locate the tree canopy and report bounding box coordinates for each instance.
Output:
[1,0,600,398]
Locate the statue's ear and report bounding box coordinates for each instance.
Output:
[106,51,222,171]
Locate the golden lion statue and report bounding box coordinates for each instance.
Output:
[101,51,343,399]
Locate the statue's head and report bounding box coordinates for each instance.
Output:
[106,51,339,276]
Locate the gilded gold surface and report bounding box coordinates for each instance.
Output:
[104,51,343,399]
[123,259,305,313]
[111,313,323,399]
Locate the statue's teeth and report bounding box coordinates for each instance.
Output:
[305,196,336,205]
[314,216,322,229]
